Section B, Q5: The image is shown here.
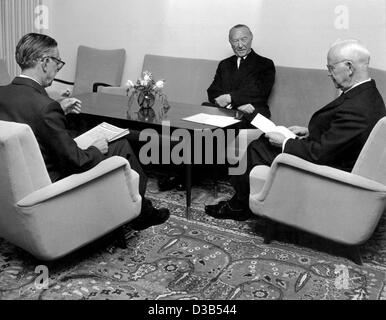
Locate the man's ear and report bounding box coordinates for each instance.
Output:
[346,61,355,76]
[40,57,49,73]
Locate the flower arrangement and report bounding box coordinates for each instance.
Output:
[126,71,165,94]
[126,71,168,109]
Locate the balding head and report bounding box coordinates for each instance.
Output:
[327,39,371,91]
[328,39,370,68]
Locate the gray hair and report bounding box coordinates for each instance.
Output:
[229,24,253,38]
[330,39,371,66]
[15,33,58,70]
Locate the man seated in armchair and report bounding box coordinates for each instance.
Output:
[0,33,170,231]
[205,39,386,221]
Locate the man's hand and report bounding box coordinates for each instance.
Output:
[265,132,286,148]
[60,98,82,115]
[91,137,108,154]
[60,88,72,98]
[288,126,309,138]
[237,103,255,114]
[215,94,231,108]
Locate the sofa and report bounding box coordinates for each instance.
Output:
[101,54,386,160]
[103,54,386,126]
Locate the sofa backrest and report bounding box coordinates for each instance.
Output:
[370,68,386,105]
[269,66,337,126]
[142,54,386,127]
[142,54,218,105]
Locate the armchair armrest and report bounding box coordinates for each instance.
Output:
[254,153,386,202]
[17,156,140,207]
[93,82,112,92]
[53,78,75,86]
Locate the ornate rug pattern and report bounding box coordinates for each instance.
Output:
[1,178,386,300]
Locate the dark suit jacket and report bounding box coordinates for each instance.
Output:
[207,49,275,120]
[284,80,386,171]
[0,77,105,181]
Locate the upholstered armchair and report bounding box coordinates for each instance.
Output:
[0,120,141,261]
[249,117,386,264]
[47,45,126,100]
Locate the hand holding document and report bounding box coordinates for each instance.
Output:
[74,122,130,150]
[251,113,297,139]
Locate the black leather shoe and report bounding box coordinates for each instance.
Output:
[129,207,170,231]
[158,176,185,191]
[205,201,251,221]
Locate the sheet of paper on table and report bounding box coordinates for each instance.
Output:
[182,113,241,128]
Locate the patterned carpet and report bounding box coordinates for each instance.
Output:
[0,177,386,300]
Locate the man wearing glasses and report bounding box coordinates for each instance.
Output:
[0,33,170,231]
[206,39,385,221]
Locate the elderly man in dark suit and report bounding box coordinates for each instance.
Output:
[159,24,276,192]
[207,24,275,123]
[0,33,169,231]
[206,39,386,221]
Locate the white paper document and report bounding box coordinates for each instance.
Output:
[251,113,297,139]
[182,113,241,128]
[74,122,130,150]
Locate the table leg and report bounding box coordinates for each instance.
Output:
[185,163,192,219]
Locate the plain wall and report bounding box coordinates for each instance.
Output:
[41,0,386,85]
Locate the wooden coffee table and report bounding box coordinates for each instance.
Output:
[72,92,238,217]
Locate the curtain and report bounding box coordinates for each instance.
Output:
[0,0,42,78]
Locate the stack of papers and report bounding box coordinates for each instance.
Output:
[182,113,241,128]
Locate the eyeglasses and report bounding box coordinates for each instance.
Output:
[41,56,66,71]
[326,59,351,72]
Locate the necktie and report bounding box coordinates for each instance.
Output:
[237,57,246,69]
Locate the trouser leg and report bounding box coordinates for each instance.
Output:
[107,138,148,197]
[230,136,280,208]
[107,139,154,215]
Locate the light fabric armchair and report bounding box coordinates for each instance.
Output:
[46,45,126,100]
[249,117,386,263]
[0,120,141,260]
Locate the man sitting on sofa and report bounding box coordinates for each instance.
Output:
[0,33,170,231]
[206,24,275,124]
[159,24,276,192]
[205,39,386,221]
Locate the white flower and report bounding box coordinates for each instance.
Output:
[143,71,152,82]
[140,80,148,86]
[155,80,165,89]
[125,80,134,88]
